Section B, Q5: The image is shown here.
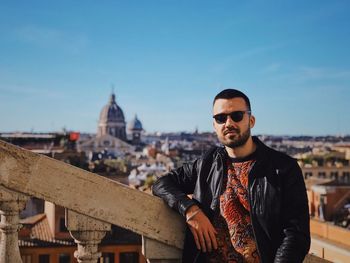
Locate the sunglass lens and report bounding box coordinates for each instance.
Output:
[230,111,244,122]
[214,114,227,124]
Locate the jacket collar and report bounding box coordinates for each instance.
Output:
[252,136,270,164]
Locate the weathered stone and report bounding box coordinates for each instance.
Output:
[0,186,29,263]
[0,140,186,249]
[66,210,111,263]
[142,236,182,262]
[304,254,332,263]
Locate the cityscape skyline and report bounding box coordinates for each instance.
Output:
[1,1,350,136]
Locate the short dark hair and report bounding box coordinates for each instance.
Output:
[213,89,251,111]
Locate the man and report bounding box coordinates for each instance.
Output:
[152,89,310,263]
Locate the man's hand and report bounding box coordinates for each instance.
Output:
[186,205,218,253]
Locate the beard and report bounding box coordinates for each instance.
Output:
[220,126,251,148]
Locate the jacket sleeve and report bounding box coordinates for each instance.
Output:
[152,158,201,217]
[274,160,311,263]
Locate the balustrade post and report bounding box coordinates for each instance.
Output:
[142,236,182,263]
[66,209,111,263]
[0,186,29,263]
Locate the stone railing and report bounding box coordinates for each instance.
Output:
[0,140,329,263]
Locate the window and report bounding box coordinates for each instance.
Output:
[342,172,350,183]
[120,252,139,263]
[319,195,326,220]
[330,171,339,180]
[39,255,50,263]
[100,253,114,263]
[304,172,313,179]
[59,217,68,232]
[318,172,326,178]
[59,254,70,263]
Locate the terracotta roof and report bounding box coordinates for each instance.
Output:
[20,214,52,243]
[19,214,141,247]
[20,213,53,241]
[19,214,75,247]
[20,213,46,225]
[31,215,53,241]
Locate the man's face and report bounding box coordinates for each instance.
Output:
[213,97,255,148]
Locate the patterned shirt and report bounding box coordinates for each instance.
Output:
[206,153,260,263]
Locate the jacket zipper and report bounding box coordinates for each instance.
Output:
[193,251,200,263]
[216,148,227,206]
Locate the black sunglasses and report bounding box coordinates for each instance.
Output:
[213,110,251,124]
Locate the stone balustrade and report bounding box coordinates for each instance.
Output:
[0,186,28,262]
[0,140,330,263]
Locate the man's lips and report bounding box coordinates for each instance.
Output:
[224,130,239,135]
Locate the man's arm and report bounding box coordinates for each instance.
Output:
[152,159,218,252]
[152,160,200,216]
[274,161,311,263]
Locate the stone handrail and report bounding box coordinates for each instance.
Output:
[0,140,329,262]
[0,140,185,244]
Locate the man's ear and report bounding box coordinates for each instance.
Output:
[250,115,255,129]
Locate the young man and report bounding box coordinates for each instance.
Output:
[152,89,310,263]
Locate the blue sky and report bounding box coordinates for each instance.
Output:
[1,0,349,135]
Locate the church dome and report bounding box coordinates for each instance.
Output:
[99,93,125,123]
[128,115,143,131]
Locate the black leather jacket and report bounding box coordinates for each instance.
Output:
[152,137,310,263]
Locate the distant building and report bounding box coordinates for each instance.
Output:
[301,165,350,183]
[127,115,143,146]
[98,93,127,141]
[333,143,350,160]
[306,179,350,262]
[306,179,350,222]
[79,92,146,158]
[79,133,135,159]
[0,132,79,155]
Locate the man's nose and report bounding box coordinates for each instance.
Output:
[225,115,237,127]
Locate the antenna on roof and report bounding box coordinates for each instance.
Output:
[111,83,115,94]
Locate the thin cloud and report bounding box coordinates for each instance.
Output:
[295,2,347,24]
[299,66,350,80]
[14,25,89,54]
[211,44,285,74]
[231,44,285,61]
[269,66,350,83]
[261,63,282,74]
[0,84,65,99]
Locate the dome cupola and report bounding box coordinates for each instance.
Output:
[97,92,127,141]
[99,93,125,123]
[128,115,143,131]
